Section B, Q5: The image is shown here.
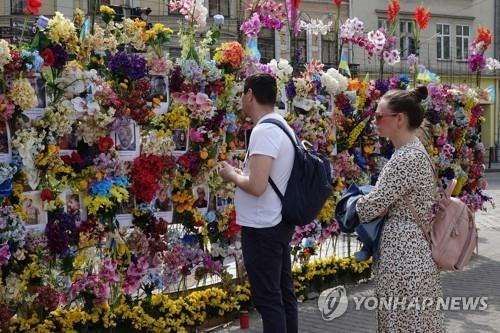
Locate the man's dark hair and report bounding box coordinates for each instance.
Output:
[244,73,277,107]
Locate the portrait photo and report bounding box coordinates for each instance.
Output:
[153,187,172,212]
[193,185,209,209]
[59,126,79,151]
[172,128,188,152]
[149,74,169,101]
[66,193,81,219]
[28,75,47,109]
[115,122,137,151]
[216,196,233,211]
[22,191,47,227]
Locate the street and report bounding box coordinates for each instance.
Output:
[219,172,500,332]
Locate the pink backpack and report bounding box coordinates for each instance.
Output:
[404,147,478,271]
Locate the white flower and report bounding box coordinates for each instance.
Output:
[340,17,364,39]
[367,30,386,52]
[486,57,500,71]
[383,49,401,66]
[321,68,348,96]
[0,39,12,71]
[269,58,293,82]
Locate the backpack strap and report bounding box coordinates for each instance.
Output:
[259,118,298,203]
[402,146,439,246]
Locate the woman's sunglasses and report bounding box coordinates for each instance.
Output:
[374,113,398,121]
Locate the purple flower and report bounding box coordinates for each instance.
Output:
[240,13,261,37]
[108,52,148,80]
[51,44,68,69]
[168,66,185,93]
[45,212,78,256]
[213,14,224,25]
[0,245,10,266]
[285,79,296,99]
[468,54,486,72]
[375,79,390,95]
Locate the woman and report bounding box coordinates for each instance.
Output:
[356,86,444,332]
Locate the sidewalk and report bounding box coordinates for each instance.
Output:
[217,173,500,333]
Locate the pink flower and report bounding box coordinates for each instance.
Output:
[100,257,120,283]
[0,245,10,266]
[240,13,261,37]
[189,128,204,143]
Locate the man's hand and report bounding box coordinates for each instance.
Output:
[219,161,239,182]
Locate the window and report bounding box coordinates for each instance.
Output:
[321,34,336,66]
[377,19,388,30]
[399,20,415,58]
[436,23,451,60]
[456,25,469,60]
[209,0,230,17]
[11,0,26,14]
[295,30,308,64]
[257,29,276,64]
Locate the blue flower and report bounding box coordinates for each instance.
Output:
[113,175,129,188]
[302,238,314,248]
[36,16,49,29]
[181,234,198,246]
[90,179,113,197]
[205,211,217,223]
[214,14,224,25]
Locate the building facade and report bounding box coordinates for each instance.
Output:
[1,0,498,158]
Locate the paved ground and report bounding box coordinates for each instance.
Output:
[215,172,500,333]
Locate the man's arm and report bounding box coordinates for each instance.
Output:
[219,154,273,197]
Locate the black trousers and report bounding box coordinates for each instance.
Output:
[241,221,298,333]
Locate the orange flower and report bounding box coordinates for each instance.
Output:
[222,42,244,69]
[347,79,361,91]
[414,6,431,30]
[476,27,492,50]
[387,0,400,23]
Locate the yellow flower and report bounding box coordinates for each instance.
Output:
[200,149,209,160]
[8,78,37,110]
[47,12,77,44]
[100,5,116,15]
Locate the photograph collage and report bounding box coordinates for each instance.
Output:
[15,73,234,230]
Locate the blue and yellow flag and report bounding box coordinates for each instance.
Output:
[338,54,351,77]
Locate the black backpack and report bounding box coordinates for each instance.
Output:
[261,119,333,226]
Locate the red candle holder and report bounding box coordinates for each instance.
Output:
[239,310,249,329]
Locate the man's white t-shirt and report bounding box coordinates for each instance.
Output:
[235,113,295,228]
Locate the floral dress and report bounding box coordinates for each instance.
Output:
[356,137,444,332]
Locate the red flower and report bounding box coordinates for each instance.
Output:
[98,136,114,153]
[25,0,42,15]
[292,0,301,9]
[414,6,431,30]
[333,0,342,8]
[41,188,54,201]
[387,0,400,23]
[41,48,54,67]
[476,27,492,50]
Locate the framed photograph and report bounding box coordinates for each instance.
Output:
[192,185,209,213]
[22,74,46,121]
[172,128,188,153]
[59,126,79,155]
[60,190,86,223]
[215,196,233,211]
[0,121,12,163]
[113,121,140,161]
[21,191,47,229]
[116,195,135,227]
[149,74,169,103]
[152,186,173,221]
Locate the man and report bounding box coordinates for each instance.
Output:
[194,186,208,208]
[219,73,297,333]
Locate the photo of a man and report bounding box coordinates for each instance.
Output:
[66,193,81,219]
[115,123,136,151]
[149,75,168,100]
